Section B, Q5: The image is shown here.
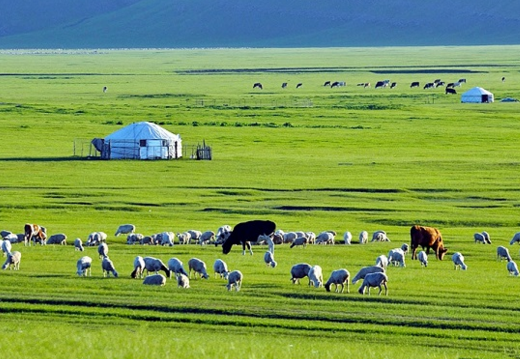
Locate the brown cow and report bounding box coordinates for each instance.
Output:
[410,225,448,260]
[24,223,47,246]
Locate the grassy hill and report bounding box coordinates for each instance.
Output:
[0,0,519,48]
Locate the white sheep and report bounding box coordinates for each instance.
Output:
[213,259,229,279]
[215,225,232,246]
[359,231,368,244]
[0,230,12,239]
[226,270,243,291]
[315,231,335,245]
[343,231,352,245]
[306,231,316,244]
[143,274,166,286]
[188,257,209,279]
[177,232,191,245]
[452,252,467,270]
[358,272,388,295]
[126,233,143,245]
[2,239,12,257]
[2,251,21,270]
[139,236,155,245]
[497,246,512,262]
[97,242,108,259]
[352,265,385,284]
[418,250,428,267]
[388,248,406,267]
[482,231,491,244]
[401,243,409,255]
[176,273,190,288]
[131,256,146,279]
[257,234,275,254]
[115,224,135,237]
[510,232,520,245]
[158,232,175,246]
[375,255,388,269]
[324,269,350,293]
[76,256,92,276]
[4,233,19,243]
[290,263,312,284]
[283,232,298,244]
[143,257,170,277]
[308,265,323,288]
[74,238,84,251]
[263,250,277,268]
[101,256,118,277]
[187,230,202,244]
[168,257,189,278]
[507,260,519,276]
[46,233,67,245]
[371,230,390,242]
[474,233,486,244]
[199,231,215,245]
[86,231,107,246]
[290,236,308,248]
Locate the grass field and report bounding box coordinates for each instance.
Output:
[1,46,520,358]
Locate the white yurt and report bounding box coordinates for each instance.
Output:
[461,87,494,103]
[92,122,182,160]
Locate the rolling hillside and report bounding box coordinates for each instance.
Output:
[0,0,519,48]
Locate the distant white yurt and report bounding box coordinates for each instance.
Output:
[92,122,182,160]
[461,87,494,103]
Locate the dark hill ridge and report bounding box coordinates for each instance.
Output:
[0,0,519,48]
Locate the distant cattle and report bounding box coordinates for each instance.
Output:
[102,86,107,93]
[445,88,457,95]
[296,83,303,88]
[24,223,47,246]
[357,82,370,88]
[390,82,397,89]
[458,78,467,83]
[222,220,276,255]
[410,82,420,88]
[281,82,287,89]
[423,83,435,89]
[502,76,506,82]
[436,81,446,87]
[323,81,331,87]
[331,81,340,88]
[253,83,263,89]
[410,225,448,260]
[375,81,386,89]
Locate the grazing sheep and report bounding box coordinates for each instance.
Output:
[215,225,232,246]
[306,231,316,244]
[143,257,170,277]
[86,232,107,246]
[199,231,215,245]
[375,255,388,269]
[482,231,491,244]
[263,251,277,268]
[401,243,409,255]
[497,246,512,262]
[46,233,67,245]
[213,259,229,279]
[74,238,84,251]
[140,236,155,245]
[176,273,190,288]
[76,256,92,276]
[143,274,166,286]
[371,230,390,242]
[388,248,406,267]
[257,234,275,254]
[315,231,335,245]
[290,236,309,248]
[343,231,352,245]
[452,252,467,270]
[474,233,486,244]
[358,272,388,295]
[177,232,191,245]
[290,263,312,284]
[272,232,284,245]
[418,250,428,267]
[352,265,385,284]
[131,256,146,279]
[126,233,143,245]
[507,260,519,276]
[226,270,243,291]
[359,231,368,244]
[0,230,12,239]
[97,243,108,259]
[115,224,135,237]
[168,257,189,278]
[510,232,520,245]
[4,233,18,243]
[2,239,12,257]
[188,258,209,279]
[324,269,350,293]
[157,232,175,246]
[283,232,298,244]
[101,256,118,277]
[187,230,202,244]
[308,265,323,288]
[2,251,21,270]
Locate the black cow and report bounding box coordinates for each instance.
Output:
[253,83,263,89]
[410,81,420,88]
[222,220,276,255]
[323,81,331,87]
[390,82,397,89]
[458,78,467,83]
[445,88,457,95]
[331,81,340,88]
[281,82,287,89]
[423,82,434,89]
[296,83,303,88]
[375,81,386,89]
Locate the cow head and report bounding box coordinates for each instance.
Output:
[438,247,448,260]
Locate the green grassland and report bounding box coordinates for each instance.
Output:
[1,46,520,358]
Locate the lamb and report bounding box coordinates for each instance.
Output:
[343,231,352,245]
[507,260,519,276]
[226,270,243,291]
[76,256,92,276]
[101,256,118,277]
[290,236,309,248]
[388,248,406,267]
[452,252,467,270]
[143,257,170,277]
[46,233,67,245]
[176,273,190,288]
[115,224,135,237]
[177,232,191,245]
[358,272,388,295]
[263,250,277,268]
[509,232,520,245]
[143,274,166,286]
[2,251,21,270]
[497,246,512,262]
[97,243,108,259]
[213,259,229,279]
[168,257,189,278]
[308,265,323,288]
[324,269,350,293]
[359,231,368,244]
[199,231,215,245]
[418,250,428,267]
[352,265,385,284]
[131,256,146,279]
[371,230,390,242]
[2,239,12,257]
[188,258,209,279]
[290,263,312,284]
[74,238,84,251]
[375,255,388,269]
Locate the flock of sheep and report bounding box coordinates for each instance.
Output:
[2,224,520,295]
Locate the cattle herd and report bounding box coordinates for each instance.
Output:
[1,220,520,293]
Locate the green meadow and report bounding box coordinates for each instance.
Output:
[1,46,520,358]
